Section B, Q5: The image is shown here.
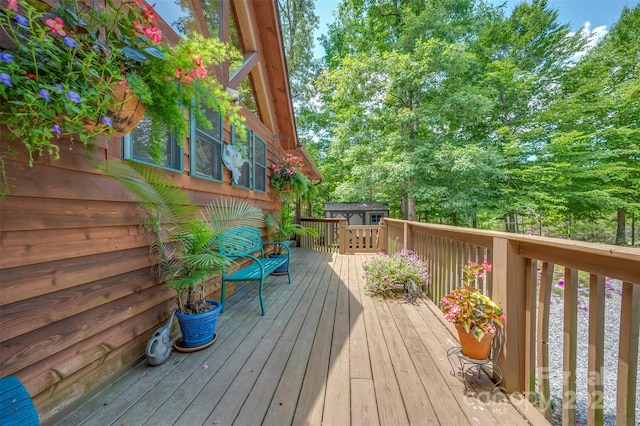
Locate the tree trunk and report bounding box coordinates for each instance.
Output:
[407,196,416,221]
[615,207,626,245]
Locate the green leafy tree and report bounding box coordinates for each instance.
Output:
[542,5,640,244]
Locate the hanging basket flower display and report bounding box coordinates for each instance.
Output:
[270,153,310,197]
[0,0,243,195]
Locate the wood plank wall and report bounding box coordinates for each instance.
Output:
[0,107,286,422]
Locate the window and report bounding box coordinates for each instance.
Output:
[191,107,223,181]
[370,213,384,225]
[253,134,266,192]
[123,117,182,171]
[232,124,251,189]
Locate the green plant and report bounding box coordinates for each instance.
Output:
[0,0,242,194]
[101,161,264,314]
[265,205,317,255]
[270,153,310,197]
[440,262,505,341]
[362,248,430,296]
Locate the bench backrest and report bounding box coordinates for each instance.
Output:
[217,227,264,258]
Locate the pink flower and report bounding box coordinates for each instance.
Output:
[143,25,162,44]
[6,0,18,12]
[481,262,492,272]
[118,79,130,94]
[45,17,66,37]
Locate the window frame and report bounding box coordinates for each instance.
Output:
[253,133,266,193]
[189,107,223,182]
[122,120,183,172]
[231,123,252,189]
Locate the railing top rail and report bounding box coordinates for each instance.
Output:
[345,225,383,229]
[300,217,344,224]
[382,218,640,283]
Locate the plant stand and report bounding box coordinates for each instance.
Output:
[446,346,503,395]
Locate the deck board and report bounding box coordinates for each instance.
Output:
[54,249,538,426]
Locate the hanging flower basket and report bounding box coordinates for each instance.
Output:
[106,83,146,136]
[83,83,145,136]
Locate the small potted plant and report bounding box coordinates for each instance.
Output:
[362,248,430,301]
[270,153,310,197]
[0,0,241,193]
[102,161,264,349]
[440,262,505,360]
[265,206,317,275]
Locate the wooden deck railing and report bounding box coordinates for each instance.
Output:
[298,217,345,253]
[299,218,385,254]
[380,218,639,425]
[296,217,638,422]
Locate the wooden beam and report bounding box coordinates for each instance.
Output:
[229,51,260,88]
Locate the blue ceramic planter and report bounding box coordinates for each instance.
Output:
[269,254,289,275]
[175,300,222,348]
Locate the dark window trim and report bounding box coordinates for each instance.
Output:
[189,108,223,182]
[253,133,266,193]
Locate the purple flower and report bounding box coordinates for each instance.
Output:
[66,91,81,103]
[39,89,50,101]
[101,116,113,126]
[0,72,11,87]
[557,279,565,288]
[15,15,28,27]
[53,83,64,93]
[0,53,13,63]
[63,36,77,48]
[51,124,61,134]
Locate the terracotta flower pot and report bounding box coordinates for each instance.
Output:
[455,324,495,360]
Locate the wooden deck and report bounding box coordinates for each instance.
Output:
[54,248,541,426]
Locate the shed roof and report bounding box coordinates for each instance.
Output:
[324,202,389,211]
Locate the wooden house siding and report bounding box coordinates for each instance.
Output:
[0,1,315,422]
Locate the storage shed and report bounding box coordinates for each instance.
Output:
[324,202,389,225]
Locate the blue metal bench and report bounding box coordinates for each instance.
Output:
[0,376,40,425]
[217,227,291,315]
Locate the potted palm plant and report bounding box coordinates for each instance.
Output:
[265,206,317,275]
[102,161,264,349]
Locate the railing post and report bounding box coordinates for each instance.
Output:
[379,219,387,253]
[492,237,527,393]
[403,222,413,251]
[338,218,347,254]
[617,282,640,425]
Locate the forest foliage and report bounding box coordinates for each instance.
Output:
[279,0,640,245]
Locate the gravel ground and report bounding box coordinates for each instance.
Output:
[546,280,640,425]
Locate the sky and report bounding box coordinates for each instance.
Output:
[313,0,640,58]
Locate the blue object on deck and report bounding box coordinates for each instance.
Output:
[0,376,40,426]
[217,227,291,315]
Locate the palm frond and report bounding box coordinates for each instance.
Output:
[204,198,264,233]
[100,161,198,230]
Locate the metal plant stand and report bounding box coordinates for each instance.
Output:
[447,328,504,395]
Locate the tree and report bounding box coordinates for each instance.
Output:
[542,5,640,244]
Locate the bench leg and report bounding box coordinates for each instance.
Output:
[259,277,265,316]
[220,279,226,313]
[286,269,291,285]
